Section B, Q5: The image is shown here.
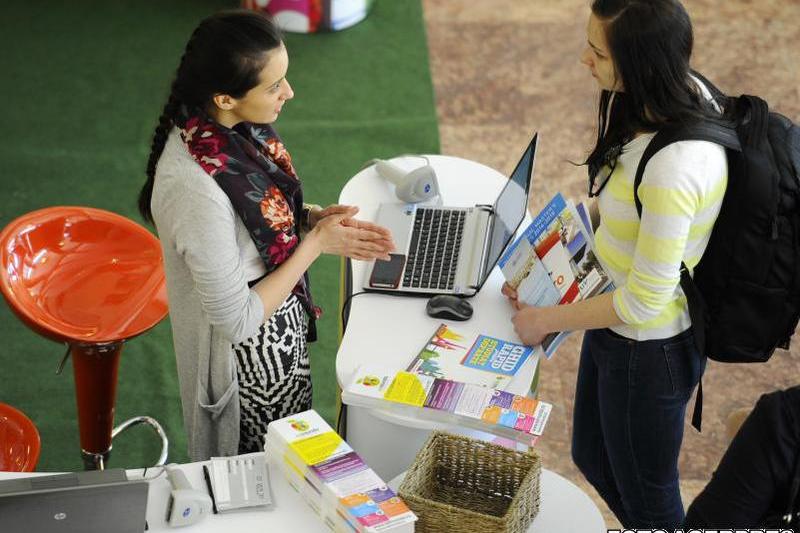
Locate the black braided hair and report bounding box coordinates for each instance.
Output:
[138,9,283,223]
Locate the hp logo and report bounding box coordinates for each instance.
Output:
[54,512,67,520]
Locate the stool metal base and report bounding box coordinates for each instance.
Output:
[81,415,169,470]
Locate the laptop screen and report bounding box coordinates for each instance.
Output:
[480,133,538,287]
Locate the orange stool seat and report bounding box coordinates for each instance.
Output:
[0,403,41,472]
[0,207,168,468]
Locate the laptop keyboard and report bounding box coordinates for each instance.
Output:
[402,208,466,290]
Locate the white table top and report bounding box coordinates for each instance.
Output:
[336,155,539,430]
[0,457,331,533]
[0,462,604,533]
[388,467,606,533]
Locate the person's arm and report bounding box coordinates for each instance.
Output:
[306,203,395,252]
[166,184,266,343]
[251,208,393,318]
[508,142,720,344]
[511,291,622,346]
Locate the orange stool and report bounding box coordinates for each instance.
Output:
[0,207,169,469]
[0,403,41,472]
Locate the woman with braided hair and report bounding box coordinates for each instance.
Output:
[138,10,394,459]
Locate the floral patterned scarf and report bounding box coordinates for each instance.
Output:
[176,106,318,341]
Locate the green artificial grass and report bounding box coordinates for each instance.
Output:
[0,0,438,471]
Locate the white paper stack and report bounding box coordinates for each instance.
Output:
[265,409,416,533]
[206,452,272,512]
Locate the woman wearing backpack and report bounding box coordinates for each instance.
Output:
[503,0,726,527]
[138,10,394,460]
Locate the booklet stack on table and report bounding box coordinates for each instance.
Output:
[265,409,417,533]
[341,365,553,447]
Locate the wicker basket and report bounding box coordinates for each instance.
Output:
[398,431,541,533]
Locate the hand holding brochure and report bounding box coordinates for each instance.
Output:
[499,193,613,358]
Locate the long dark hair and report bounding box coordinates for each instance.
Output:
[585,0,722,173]
[138,10,283,223]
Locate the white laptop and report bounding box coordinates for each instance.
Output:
[365,132,538,296]
[0,469,148,533]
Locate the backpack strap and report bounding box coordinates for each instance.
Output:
[690,70,728,110]
[632,122,740,432]
[633,123,741,216]
[632,122,741,346]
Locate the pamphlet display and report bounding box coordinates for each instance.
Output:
[342,365,552,447]
[265,410,417,533]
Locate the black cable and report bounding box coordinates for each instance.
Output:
[337,289,369,439]
[340,290,369,335]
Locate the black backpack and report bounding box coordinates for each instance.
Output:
[633,80,800,428]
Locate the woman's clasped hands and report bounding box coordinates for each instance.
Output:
[308,205,395,261]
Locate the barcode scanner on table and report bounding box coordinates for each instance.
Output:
[372,158,441,204]
[165,465,212,528]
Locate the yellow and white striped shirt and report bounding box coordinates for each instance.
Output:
[596,134,727,341]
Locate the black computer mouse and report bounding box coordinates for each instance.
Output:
[426,294,474,321]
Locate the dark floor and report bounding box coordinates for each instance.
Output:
[421,0,800,526]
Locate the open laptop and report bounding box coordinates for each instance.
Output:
[365,132,538,296]
[0,469,148,533]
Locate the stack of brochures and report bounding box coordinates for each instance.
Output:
[499,192,613,358]
[265,409,417,533]
[341,365,552,447]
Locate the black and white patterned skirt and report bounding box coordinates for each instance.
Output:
[233,293,312,454]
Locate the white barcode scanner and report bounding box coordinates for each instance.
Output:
[165,465,212,528]
[372,157,441,204]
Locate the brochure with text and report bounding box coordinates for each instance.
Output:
[499,193,613,358]
[266,410,417,533]
[342,365,553,447]
[406,323,534,390]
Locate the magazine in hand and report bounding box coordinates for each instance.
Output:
[406,323,534,390]
[499,193,612,358]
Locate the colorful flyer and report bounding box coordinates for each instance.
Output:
[531,402,553,436]
[383,372,435,407]
[311,451,368,483]
[461,335,534,376]
[453,383,494,419]
[325,466,385,498]
[424,378,464,412]
[488,389,515,409]
[407,324,519,389]
[289,431,348,467]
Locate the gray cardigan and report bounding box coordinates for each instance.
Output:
[152,129,267,461]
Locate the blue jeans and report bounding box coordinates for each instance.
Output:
[571,327,706,528]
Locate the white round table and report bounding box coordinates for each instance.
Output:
[336,155,539,480]
[0,457,333,532]
[388,468,606,533]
